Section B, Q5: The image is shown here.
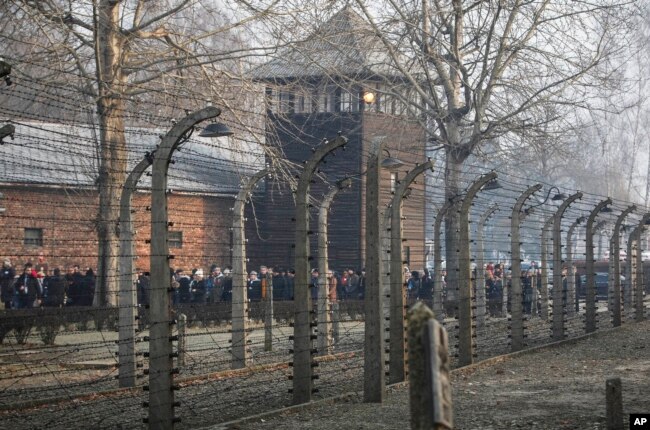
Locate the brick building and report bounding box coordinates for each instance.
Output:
[0,8,429,277]
[0,121,263,273]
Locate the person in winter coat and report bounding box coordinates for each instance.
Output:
[190,269,207,304]
[221,268,233,302]
[78,269,95,306]
[247,271,262,301]
[1,259,16,309]
[14,263,41,308]
[418,269,433,301]
[407,270,421,302]
[344,268,359,300]
[176,269,192,304]
[44,268,66,307]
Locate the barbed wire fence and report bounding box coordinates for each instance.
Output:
[0,67,649,430]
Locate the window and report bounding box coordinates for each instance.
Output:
[24,228,43,247]
[340,90,359,112]
[318,86,337,112]
[168,231,183,249]
[390,172,397,193]
[279,91,293,113]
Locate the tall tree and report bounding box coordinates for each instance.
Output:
[1,0,275,305]
[346,0,638,290]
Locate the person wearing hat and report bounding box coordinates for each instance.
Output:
[247,270,261,301]
[1,259,15,309]
[190,268,207,304]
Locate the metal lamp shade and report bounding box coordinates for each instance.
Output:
[199,122,233,138]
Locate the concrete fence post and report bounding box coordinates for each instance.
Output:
[177,313,186,367]
[364,137,386,403]
[476,204,499,330]
[566,217,583,318]
[148,107,221,429]
[625,214,649,323]
[433,203,451,323]
[118,154,153,388]
[540,215,555,322]
[232,168,269,369]
[626,226,638,322]
[552,192,582,341]
[388,161,434,384]
[458,172,497,366]
[317,178,351,356]
[331,302,340,343]
[610,206,635,327]
[264,272,274,352]
[293,135,347,405]
[510,184,542,351]
[633,215,650,322]
[585,199,612,333]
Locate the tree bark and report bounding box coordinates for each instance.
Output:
[94,0,127,307]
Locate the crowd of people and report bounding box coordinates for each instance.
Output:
[0,254,96,309]
[150,265,372,307]
[2,254,580,319]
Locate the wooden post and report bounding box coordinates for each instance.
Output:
[606,377,623,430]
[408,302,452,430]
[118,154,152,388]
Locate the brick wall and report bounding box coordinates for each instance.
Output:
[0,185,235,273]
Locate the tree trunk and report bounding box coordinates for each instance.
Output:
[444,150,463,317]
[94,1,127,307]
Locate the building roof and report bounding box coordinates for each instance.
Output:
[0,120,265,195]
[252,7,398,82]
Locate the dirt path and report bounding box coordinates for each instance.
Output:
[215,320,650,430]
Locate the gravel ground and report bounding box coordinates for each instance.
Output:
[212,320,650,430]
[0,304,646,429]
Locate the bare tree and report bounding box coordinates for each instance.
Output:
[0,0,277,305]
[343,0,638,287]
[238,0,638,292]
